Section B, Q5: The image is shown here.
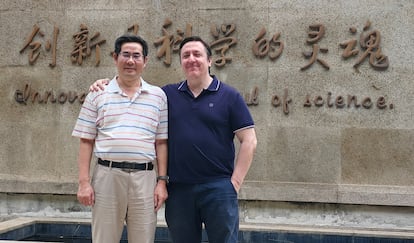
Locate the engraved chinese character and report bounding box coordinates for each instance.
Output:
[20,24,59,67]
[210,23,238,68]
[340,20,389,70]
[71,24,106,66]
[154,18,192,66]
[252,27,284,60]
[300,24,330,70]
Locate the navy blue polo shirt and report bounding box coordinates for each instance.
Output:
[162,75,255,184]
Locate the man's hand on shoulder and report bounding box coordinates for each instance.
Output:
[90,78,110,92]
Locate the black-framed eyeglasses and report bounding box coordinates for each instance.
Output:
[119,52,143,61]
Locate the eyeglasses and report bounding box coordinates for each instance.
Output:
[119,52,143,61]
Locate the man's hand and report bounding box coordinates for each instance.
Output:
[154,181,168,212]
[89,78,110,92]
[231,177,241,194]
[77,181,95,206]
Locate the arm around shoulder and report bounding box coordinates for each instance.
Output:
[89,78,110,92]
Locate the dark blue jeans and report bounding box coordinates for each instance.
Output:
[165,179,239,243]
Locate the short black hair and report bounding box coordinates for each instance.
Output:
[114,34,148,57]
[179,36,212,57]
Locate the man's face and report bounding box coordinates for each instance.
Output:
[180,41,211,79]
[114,42,147,80]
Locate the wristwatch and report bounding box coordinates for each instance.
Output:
[157,175,169,183]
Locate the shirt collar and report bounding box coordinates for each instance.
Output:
[177,75,220,92]
[107,76,149,93]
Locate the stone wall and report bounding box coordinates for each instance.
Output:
[0,0,413,211]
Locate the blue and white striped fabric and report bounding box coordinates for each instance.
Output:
[72,77,168,163]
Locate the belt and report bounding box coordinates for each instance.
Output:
[98,158,154,172]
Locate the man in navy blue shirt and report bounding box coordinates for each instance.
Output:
[162,36,257,243]
[90,36,257,243]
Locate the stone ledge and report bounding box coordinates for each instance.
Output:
[240,181,414,206]
[0,179,77,195]
[1,179,414,207]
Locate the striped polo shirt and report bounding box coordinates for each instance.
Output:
[72,76,168,163]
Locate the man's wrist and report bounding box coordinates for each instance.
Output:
[78,177,90,185]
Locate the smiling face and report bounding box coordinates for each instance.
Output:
[114,42,147,81]
[180,41,212,81]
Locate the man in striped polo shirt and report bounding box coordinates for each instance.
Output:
[72,34,168,243]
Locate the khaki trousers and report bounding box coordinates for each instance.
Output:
[91,164,157,243]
